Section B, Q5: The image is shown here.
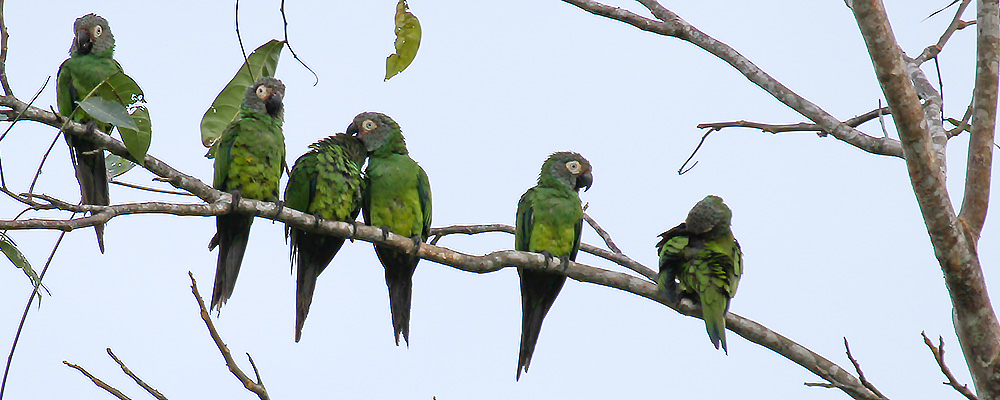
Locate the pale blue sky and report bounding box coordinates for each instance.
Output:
[1,1,996,398]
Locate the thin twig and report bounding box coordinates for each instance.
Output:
[877,100,889,138]
[189,272,269,400]
[0,0,11,96]
[583,212,622,253]
[235,0,252,82]
[1,221,72,400]
[106,348,168,400]
[843,338,887,399]
[922,332,978,400]
[27,129,62,195]
[280,0,318,86]
[0,76,49,144]
[677,130,710,175]
[63,361,131,400]
[110,179,193,196]
[696,107,893,136]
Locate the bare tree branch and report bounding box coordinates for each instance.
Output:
[915,0,975,64]
[923,332,978,400]
[843,338,888,399]
[852,1,1000,397]
[696,107,893,135]
[106,348,168,400]
[189,272,269,400]
[560,0,903,158]
[957,0,998,239]
[0,0,10,97]
[109,179,194,196]
[583,212,622,254]
[63,361,132,400]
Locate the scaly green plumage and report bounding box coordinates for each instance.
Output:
[515,151,593,380]
[656,195,742,353]
[285,134,367,342]
[209,76,286,312]
[349,112,431,347]
[56,13,123,253]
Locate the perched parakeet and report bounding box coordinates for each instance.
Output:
[656,195,742,353]
[347,112,431,346]
[209,76,286,312]
[515,152,593,380]
[56,13,122,253]
[284,134,367,342]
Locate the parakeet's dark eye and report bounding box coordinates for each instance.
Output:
[362,120,376,131]
[92,25,103,37]
[565,161,582,174]
[255,85,268,100]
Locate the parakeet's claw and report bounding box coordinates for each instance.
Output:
[408,235,422,256]
[228,190,243,214]
[83,120,98,135]
[348,220,359,242]
[311,213,324,230]
[558,255,572,272]
[379,226,391,241]
[538,250,555,268]
[272,200,285,218]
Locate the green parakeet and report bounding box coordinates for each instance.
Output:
[347,112,431,346]
[56,13,122,253]
[209,76,286,312]
[656,195,742,353]
[515,151,593,380]
[284,133,367,342]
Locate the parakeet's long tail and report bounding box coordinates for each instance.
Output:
[516,269,566,381]
[66,133,109,253]
[375,246,418,347]
[701,290,729,354]
[292,230,345,342]
[210,213,253,311]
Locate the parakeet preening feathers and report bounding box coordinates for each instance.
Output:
[515,151,593,380]
[209,76,286,312]
[656,195,742,353]
[56,13,122,253]
[285,134,367,342]
[348,112,431,346]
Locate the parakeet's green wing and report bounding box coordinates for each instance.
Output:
[213,124,238,190]
[417,166,432,239]
[514,191,533,252]
[56,61,75,118]
[283,153,315,213]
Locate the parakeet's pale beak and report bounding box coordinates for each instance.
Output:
[265,91,283,116]
[76,29,92,54]
[576,171,593,192]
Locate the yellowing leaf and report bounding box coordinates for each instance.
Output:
[201,40,285,158]
[385,0,421,81]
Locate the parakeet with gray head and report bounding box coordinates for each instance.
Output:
[284,133,367,342]
[347,112,431,347]
[656,195,742,353]
[514,151,592,380]
[209,76,286,312]
[56,13,122,253]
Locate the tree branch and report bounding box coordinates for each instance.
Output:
[915,0,975,65]
[923,332,978,400]
[0,0,10,97]
[560,0,903,158]
[189,272,269,400]
[843,338,888,399]
[853,0,1000,397]
[583,212,622,254]
[63,361,132,400]
[696,107,893,135]
[106,348,168,400]
[957,0,998,239]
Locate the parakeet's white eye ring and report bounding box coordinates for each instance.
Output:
[93,25,103,37]
[362,120,376,131]
[255,85,268,100]
[565,160,582,174]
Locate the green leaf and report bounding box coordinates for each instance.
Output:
[72,71,152,165]
[385,0,421,81]
[1,233,49,296]
[77,97,138,131]
[105,154,136,178]
[201,40,285,158]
